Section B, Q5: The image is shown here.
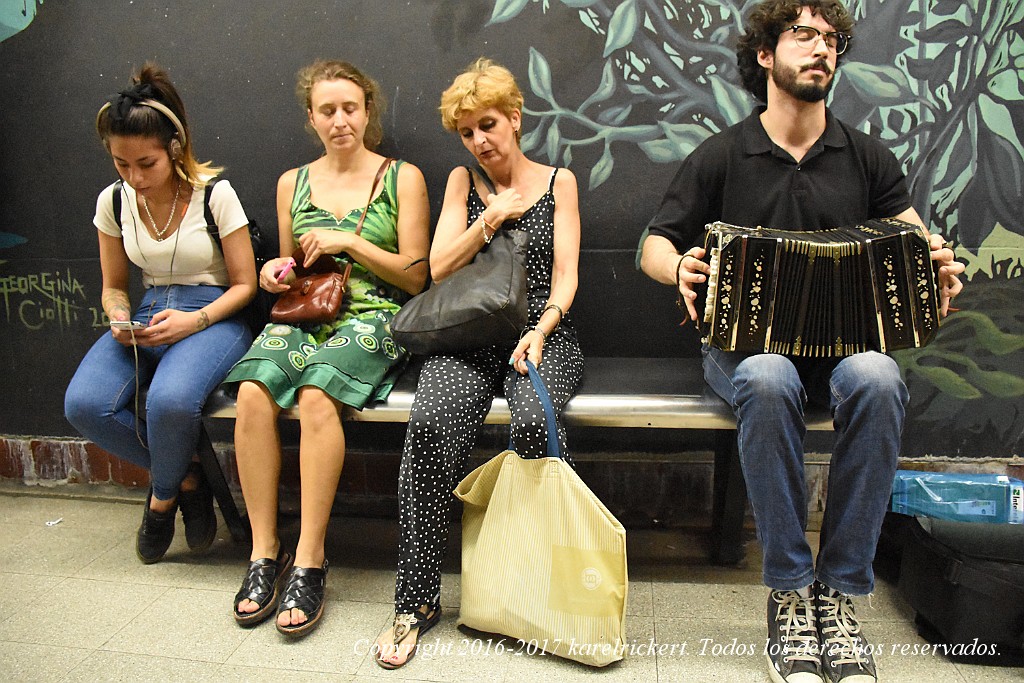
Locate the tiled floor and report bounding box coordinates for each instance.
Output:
[0,489,1020,682]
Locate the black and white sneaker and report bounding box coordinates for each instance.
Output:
[815,582,877,682]
[766,588,824,683]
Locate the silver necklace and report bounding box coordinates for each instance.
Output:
[142,179,181,241]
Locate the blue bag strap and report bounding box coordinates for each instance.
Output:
[507,360,562,460]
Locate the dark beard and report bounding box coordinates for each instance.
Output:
[771,59,833,103]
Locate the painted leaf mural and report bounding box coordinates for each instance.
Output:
[490,0,1024,455]
[0,0,43,260]
[0,0,42,43]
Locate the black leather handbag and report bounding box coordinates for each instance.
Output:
[392,228,529,355]
[392,167,529,355]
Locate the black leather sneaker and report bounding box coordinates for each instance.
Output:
[815,582,877,683]
[766,588,824,683]
[136,490,177,564]
[178,464,217,552]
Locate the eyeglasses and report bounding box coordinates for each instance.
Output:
[783,25,851,55]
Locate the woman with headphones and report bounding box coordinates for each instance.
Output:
[65,62,256,564]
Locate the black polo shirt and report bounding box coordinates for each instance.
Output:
[647,108,912,253]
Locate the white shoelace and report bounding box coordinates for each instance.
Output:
[817,591,871,667]
[774,591,820,664]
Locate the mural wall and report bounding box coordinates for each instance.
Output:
[0,0,1020,458]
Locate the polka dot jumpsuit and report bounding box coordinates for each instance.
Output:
[393,168,585,615]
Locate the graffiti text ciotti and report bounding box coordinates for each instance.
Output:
[0,270,107,331]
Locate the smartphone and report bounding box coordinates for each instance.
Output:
[110,320,147,331]
[276,257,296,282]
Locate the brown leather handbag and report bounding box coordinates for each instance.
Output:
[270,158,392,325]
[269,249,347,325]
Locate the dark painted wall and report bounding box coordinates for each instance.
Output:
[0,0,681,437]
[1,0,1021,459]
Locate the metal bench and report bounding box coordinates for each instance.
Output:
[197,356,833,564]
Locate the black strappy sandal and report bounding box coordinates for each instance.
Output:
[375,607,442,669]
[276,561,329,638]
[233,550,294,627]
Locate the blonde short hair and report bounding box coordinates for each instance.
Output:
[439,58,524,138]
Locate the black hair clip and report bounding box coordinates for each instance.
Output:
[107,83,158,120]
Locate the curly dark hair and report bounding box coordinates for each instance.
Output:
[736,0,854,103]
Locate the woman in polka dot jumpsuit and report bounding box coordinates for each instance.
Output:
[374,58,584,669]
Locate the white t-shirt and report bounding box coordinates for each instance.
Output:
[94,179,249,288]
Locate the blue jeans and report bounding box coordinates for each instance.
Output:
[703,346,908,595]
[65,285,251,500]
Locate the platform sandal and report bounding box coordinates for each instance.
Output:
[276,561,329,638]
[233,550,294,627]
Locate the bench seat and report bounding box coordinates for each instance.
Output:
[206,357,834,430]
[199,357,833,564]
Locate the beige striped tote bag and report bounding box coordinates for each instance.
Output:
[453,362,628,667]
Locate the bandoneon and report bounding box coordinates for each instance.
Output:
[697,218,940,357]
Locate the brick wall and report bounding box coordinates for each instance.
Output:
[5,434,1022,529]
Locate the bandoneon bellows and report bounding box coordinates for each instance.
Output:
[697,218,940,357]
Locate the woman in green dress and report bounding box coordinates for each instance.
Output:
[226,60,430,638]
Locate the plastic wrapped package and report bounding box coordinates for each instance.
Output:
[889,470,1023,524]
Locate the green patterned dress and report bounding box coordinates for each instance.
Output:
[223,160,408,409]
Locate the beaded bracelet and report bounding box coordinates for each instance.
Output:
[481,217,496,244]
